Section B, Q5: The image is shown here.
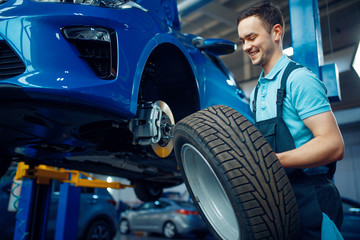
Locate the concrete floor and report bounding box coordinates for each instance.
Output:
[113,230,214,240]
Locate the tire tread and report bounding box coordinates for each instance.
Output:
[174,105,299,240]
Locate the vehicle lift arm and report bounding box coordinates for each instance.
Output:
[12,162,134,240]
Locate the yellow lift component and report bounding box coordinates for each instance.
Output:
[15,162,135,189]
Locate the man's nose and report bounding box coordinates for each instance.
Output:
[242,41,251,52]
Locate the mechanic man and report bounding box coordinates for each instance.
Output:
[237,2,344,239]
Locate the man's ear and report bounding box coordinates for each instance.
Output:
[273,24,282,41]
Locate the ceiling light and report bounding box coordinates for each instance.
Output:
[352,41,360,78]
[283,47,293,57]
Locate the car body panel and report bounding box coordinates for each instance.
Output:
[341,197,360,240]
[0,0,252,187]
[0,1,161,116]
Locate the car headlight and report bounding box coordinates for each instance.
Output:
[61,26,117,80]
[62,27,111,42]
[33,0,147,10]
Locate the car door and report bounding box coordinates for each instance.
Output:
[130,202,156,230]
[148,200,172,232]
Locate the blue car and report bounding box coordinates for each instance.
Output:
[341,197,360,240]
[0,0,251,201]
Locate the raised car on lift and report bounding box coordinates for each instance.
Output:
[0,1,307,239]
[0,0,251,201]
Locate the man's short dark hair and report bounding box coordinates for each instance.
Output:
[237,2,285,39]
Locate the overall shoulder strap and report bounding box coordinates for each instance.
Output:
[276,61,303,118]
[252,61,303,121]
[252,83,260,122]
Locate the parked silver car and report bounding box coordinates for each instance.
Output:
[119,198,209,239]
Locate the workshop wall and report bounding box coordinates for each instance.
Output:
[334,122,360,202]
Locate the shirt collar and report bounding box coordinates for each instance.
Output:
[258,55,291,81]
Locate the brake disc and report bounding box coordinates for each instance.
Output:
[151,101,175,158]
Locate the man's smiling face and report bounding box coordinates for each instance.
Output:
[237,15,278,70]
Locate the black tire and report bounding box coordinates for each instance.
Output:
[85,219,114,240]
[133,180,163,202]
[119,218,130,234]
[173,105,300,240]
[194,231,209,239]
[162,221,177,239]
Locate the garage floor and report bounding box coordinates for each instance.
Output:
[113,231,214,240]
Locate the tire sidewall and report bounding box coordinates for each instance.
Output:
[85,219,113,240]
[174,125,251,240]
[163,221,177,239]
[133,180,163,202]
[119,219,130,234]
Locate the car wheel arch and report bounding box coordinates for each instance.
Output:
[139,42,200,122]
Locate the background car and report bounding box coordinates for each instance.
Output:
[119,198,209,239]
[341,197,360,240]
[0,0,252,201]
[0,169,117,240]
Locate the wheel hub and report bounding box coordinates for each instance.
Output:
[129,100,175,157]
[181,143,240,240]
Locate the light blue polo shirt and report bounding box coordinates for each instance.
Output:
[250,55,331,174]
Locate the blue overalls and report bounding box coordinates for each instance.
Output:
[252,62,343,239]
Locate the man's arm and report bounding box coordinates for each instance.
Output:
[276,111,344,169]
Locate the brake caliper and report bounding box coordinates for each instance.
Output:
[129,101,175,157]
